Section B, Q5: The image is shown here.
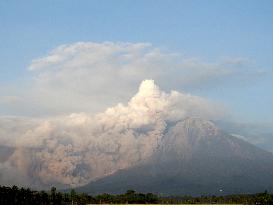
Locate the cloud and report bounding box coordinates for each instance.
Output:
[0,80,226,189]
[0,41,266,188]
[0,42,262,117]
[218,120,273,153]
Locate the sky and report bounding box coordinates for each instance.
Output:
[0,0,273,189]
[0,0,272,124]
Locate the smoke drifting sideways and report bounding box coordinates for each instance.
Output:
[0,80,225,189]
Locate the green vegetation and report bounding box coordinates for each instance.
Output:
[161,192,273,204]
[0,185,272,205]
[0,186,158,205]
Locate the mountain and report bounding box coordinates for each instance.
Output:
[76,118,273,195]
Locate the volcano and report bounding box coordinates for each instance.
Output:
[76,118,273,195]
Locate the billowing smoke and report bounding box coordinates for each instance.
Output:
[0,80,225,189]
[0,42,258,117]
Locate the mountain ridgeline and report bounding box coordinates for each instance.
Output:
[76,118,273,195]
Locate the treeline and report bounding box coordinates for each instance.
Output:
[161,191,273,204]
[0,185,273,205]
[0,186,159,205]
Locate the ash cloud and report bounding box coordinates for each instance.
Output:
[0,42,261,117]
[0,80,226,189]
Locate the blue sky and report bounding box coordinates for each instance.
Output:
[0,0,273,123]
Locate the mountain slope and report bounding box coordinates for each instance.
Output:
[76,118,273,195]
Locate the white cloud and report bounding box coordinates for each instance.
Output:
[0,80,226,189]
[0,42,261,117]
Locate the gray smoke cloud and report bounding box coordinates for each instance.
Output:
[0,80,226,189]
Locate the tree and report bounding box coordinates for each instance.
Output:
[255,191,273,205]
[70,189,76,205]
[50,187,57,205]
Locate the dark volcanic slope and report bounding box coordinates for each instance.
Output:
[76,118,273,195]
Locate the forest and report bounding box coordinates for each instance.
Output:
[0,185,272,205]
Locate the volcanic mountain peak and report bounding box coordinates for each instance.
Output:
[76,117,273,195]
[175,117,220,137]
